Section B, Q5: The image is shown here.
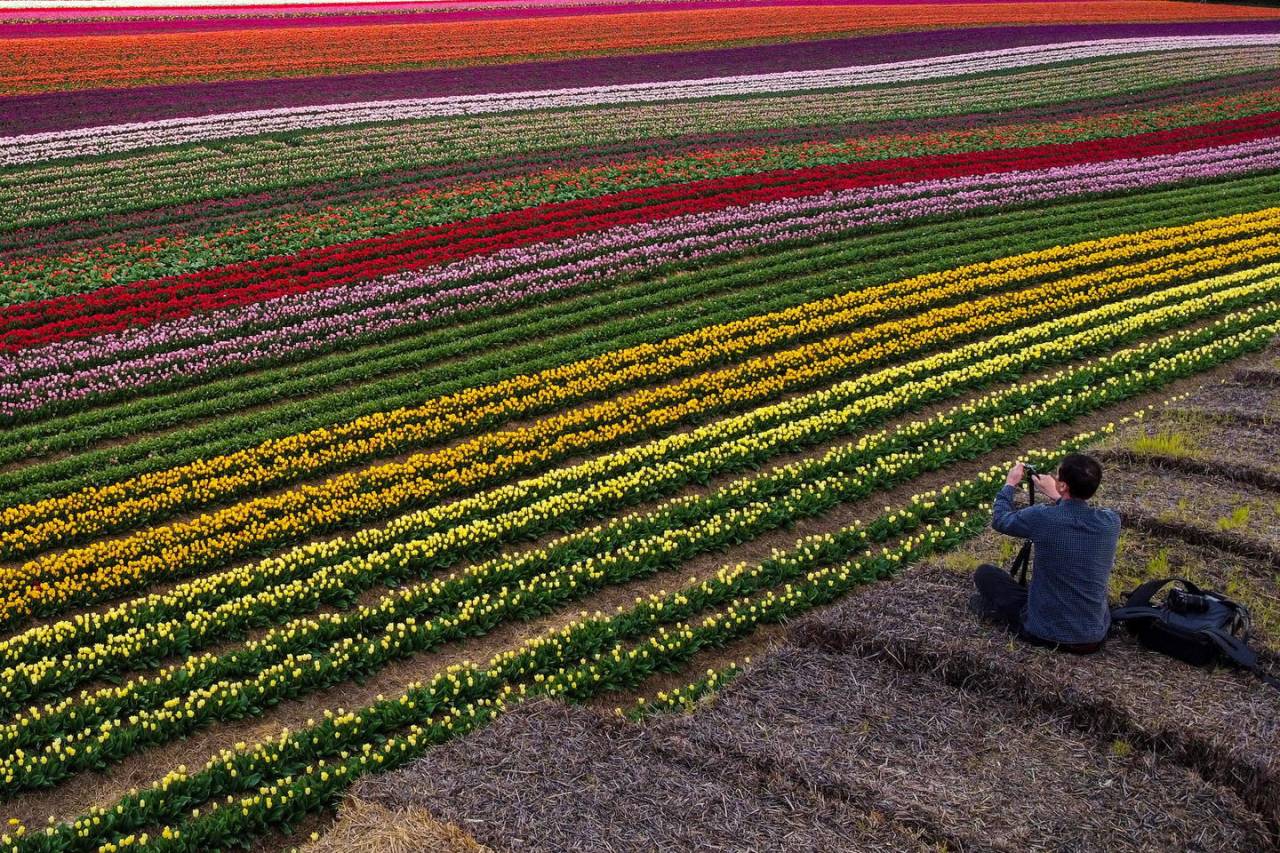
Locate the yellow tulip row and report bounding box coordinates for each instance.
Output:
[29,298,1264,849]
[6,402,1198,850]
[3,244,1279,629]
[13,323,1073,718]
[126,510,1058,852]
[0,372,1100,789]
[4,259,1262,686]
[0,389,1038,746]
[616,660,745,719]
[2,304,1275,788]
[4,508,966,849]
[46,677,517,853]
[4,206,1279,552]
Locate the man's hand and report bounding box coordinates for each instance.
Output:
[1032,473,1061,501]
[1005,461,1024,488]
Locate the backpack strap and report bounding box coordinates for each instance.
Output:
[1111,578,1185,625]
[1122,577,1204,609]
[1110,603,1161,624]
[1199,627,1280,692]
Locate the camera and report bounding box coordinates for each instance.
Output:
[1022,463,1038,480]
[1167,587,1211,614]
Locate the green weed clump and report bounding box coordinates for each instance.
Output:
[940,551,981,575]
[1131,429,1198,458]
[1110,739,1134,759]
[1216,506,1251,532]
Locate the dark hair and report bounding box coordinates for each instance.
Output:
[1058,453,1103,500]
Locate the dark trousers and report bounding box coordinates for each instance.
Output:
[971,563,1103,655]
[973,562,1028,628]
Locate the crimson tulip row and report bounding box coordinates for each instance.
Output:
[5,109,1277,348]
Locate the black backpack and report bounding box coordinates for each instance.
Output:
[1111,578,1279,692]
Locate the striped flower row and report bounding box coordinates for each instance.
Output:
[16,306,1276,850]
[4,205,1276,537]
[1,238,1276,638]
[0,260,1267,692]
[4,220,1273,552]
[0,270,1269,737]
[8,95,1279,309]
[12,50,1274,240]
[6,131,1280,415]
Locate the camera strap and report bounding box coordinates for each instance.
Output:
[1009,540,1032,586]
[1007,469,1037,586]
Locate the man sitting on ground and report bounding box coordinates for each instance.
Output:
[970,453,1120,654]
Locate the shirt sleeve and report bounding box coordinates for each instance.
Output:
[991,483,1047,539]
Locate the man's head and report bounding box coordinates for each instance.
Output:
[1056,453,1103,500]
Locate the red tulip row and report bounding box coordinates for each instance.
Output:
[3,109,1278,353]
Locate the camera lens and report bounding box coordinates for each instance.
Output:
[1168,589,1209,614]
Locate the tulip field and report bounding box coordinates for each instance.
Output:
[3,0,1280,849]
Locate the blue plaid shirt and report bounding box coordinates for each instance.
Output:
[991,485,1121,644]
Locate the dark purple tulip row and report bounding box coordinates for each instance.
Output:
[7,21,1280,135]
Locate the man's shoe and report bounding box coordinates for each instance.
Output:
[968,591,999,621]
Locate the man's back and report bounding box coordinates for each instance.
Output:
[991,486,1121,645]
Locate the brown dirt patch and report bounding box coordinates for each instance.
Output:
[655,644,1270,852]
[789,566,1280,828]
[348,699,934,853]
